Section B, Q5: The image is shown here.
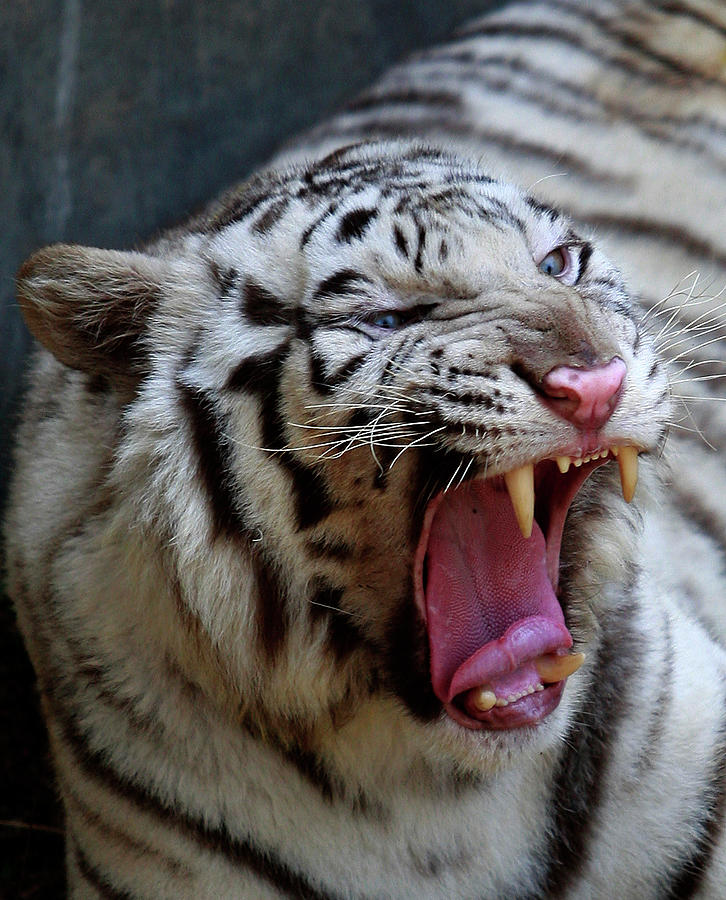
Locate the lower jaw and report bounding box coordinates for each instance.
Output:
[444,681,566,730]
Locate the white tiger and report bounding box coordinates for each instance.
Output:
[5,1,726,897]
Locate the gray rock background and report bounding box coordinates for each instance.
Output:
[1,1,499,894]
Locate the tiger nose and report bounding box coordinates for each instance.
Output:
[541,357,626,430]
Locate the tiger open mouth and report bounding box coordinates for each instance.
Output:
[413,447,639,730]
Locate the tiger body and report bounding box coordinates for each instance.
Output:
[6,1,726,897]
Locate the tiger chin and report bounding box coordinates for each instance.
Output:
[5,142,726,897]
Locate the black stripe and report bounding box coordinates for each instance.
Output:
[353,49,726,175]
[301,200,338,247]
[306,535,354,560]
[177,382,249,540]
[251,549,289,661]
[53,698,340,900]
[308,580,370,664]
[226,343,290,394]
[672,480,726,560]
[545,0,714,80]
[227,343,336,531]
[203,175,276,232]
[393,225,409,258]
[575,242,593,283]
[64,776,189,878]
[252,197,290,234]
[457,17,715,86]
[336,207,378,243]
[313,269,371,303]
[326,115,624,186]
[414,222,426,273]
[243,280,288,327]
[309,349,369,394]
[662,701,726,898]
[283,746,340,804]
[382,587,441,722]
[654,1,726,41]
[582,212,726,267]
[347,87,462,113]
[277,743,382,818]
[74,843,137,900]
[289,461,334,530]
[526,196,561,223]
[632,613,674,778]
[208,261,238,298]
[540,599,641,896]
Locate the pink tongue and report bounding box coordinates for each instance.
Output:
[425,480,571,705]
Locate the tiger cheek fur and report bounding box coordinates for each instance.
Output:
[7,4,726,898]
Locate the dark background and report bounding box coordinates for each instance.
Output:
[1,1,497,895]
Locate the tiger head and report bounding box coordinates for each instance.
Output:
[17,143,670,775]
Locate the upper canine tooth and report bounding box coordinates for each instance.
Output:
[504,464,534,539]
[535,651,586,683]
[556,456,571,474]
[617,446,639,503]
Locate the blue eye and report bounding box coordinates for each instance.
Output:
[539,247,567,277]
[372,311,404,329]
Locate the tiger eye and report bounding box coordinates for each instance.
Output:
[538,247,567,277]
[372,311,405,329]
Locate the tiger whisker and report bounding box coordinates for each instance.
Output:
[672,357,726,374]
[657,321,726,349]
[652,295,726,345]
[668,403,717,450]
[650,275,704,340]
[641,272,699,323]
[456,456,476,489]
[662,334,726,362]
[291,420,422,433]
[664,422,711,437]
[315,423,431,461]
[670,374,726,385]
[308,600,366,622]
[443,459,465,495]
[388,426,448,470]
[656,321,726,354]
[658,321,726,346]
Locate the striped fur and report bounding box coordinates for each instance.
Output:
[6,1,726,896]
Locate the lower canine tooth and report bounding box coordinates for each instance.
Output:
[504,464,534,539]
[535,651,586,683]
[472,689,497,712]
[617,446,639,503]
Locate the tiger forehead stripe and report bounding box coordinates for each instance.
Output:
[243,280,288,327]
[336,207,379,243]
[313,269,373,303]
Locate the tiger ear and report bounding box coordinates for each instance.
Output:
[17,243,168,383]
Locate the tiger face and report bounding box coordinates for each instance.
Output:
[18,143,670,771]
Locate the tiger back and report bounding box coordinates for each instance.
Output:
[5,1,726,897]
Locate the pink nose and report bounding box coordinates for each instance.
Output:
[541,357,626,430]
